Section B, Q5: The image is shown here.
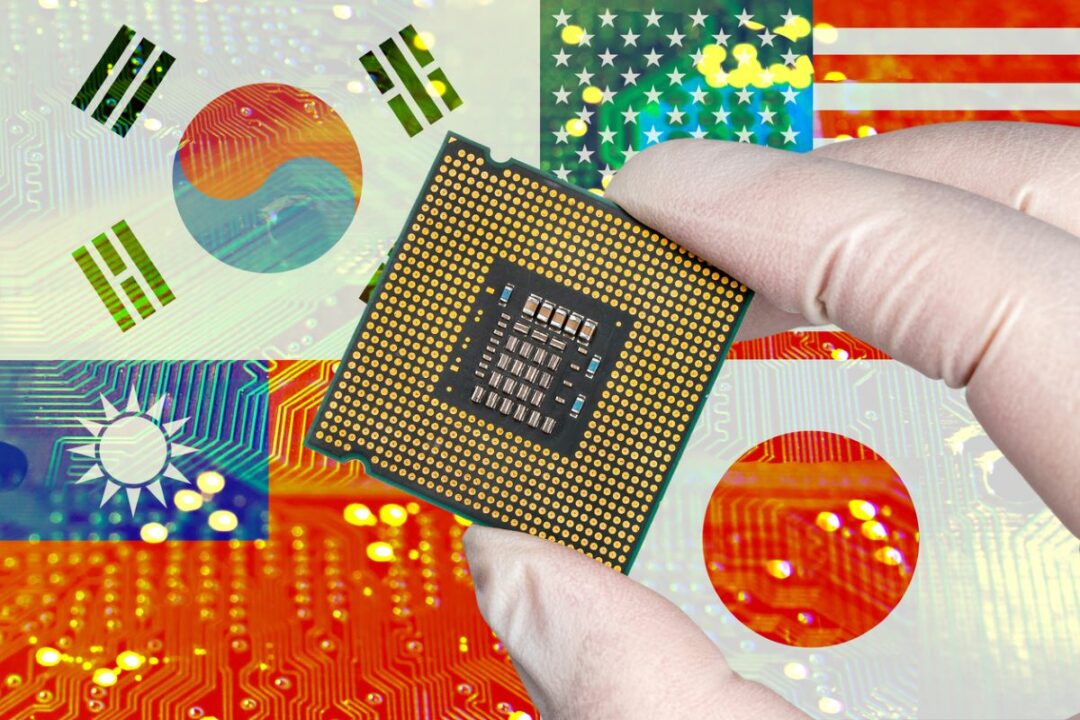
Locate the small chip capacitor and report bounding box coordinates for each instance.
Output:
[523,294,541,317]
[578,319,597,344]
[550,306,569,331]
[564,313,583,336]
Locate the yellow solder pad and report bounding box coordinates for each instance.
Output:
[307,134,750,572]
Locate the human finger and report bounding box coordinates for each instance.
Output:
[606,139,1080,536]
[814,121,1080,236]
[737,120,1080,341]
[464,525,809,720]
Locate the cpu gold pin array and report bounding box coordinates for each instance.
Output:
[309,134,748,572]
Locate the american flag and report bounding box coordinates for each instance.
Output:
[540,1,814,192]
[812,0,1080,144]
[539,0,1079,362]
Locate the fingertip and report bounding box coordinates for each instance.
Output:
[462,525,500,580]
[607,140,813,338]
[606,138,700,203]
[606,139,793,242]
[460,523,484,554]
[463,526,564,594]
[463,524,529,557]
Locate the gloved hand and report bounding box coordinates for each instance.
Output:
[464,122,1080,720]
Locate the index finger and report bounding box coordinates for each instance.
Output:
[606,139,1080,536]
[736,121,1080,342]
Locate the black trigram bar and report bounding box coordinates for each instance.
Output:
[361,25,463,137]
[72,220,175,332]
[72,25,175,138]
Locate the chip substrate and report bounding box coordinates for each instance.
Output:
[307,133,750,572]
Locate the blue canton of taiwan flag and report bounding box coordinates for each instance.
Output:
[0,361,269,541]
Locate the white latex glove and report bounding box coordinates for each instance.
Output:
[465,122,1080,720]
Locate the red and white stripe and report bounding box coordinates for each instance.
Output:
[812,0,1080,146]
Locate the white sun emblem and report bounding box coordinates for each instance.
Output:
[70,388,197,516]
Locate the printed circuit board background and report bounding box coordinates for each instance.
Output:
[1,0,1078,719]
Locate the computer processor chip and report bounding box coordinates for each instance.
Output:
[307,134,750,572]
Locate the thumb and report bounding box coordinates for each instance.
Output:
[464,525,808,720]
